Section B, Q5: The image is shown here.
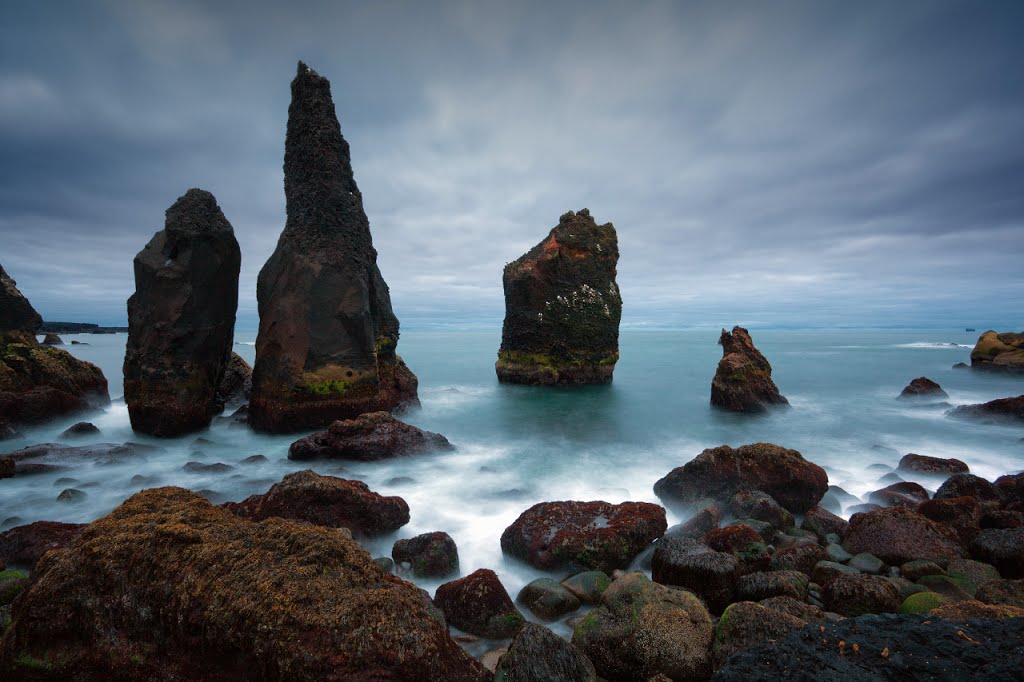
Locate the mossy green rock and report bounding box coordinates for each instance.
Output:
[917,574,974,601]
[561,570,611,605]
[714,601,806,665]
[572,572,713,681]
[899,591,949,614]
[517,578,580,621]
[901,560,946,582]
[0,571,27,606]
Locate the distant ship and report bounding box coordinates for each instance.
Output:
[966,328,976,332]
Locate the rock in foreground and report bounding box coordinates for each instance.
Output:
[0,487,487,681]
[496,209,622,385]
[970,330,1024,372]
[434,569,523,639]
[842,506,963,565]
[249,63,417,433]
[288,411,452,461]
[496,623,596,681]
[123,188,241,437]
[654,443,828,514]
[710,326,788,412]
[500,500,666,574]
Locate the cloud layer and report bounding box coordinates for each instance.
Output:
[1,0,1022,329]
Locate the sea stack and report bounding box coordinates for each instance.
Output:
[249,62,417,433]
[0,263,109,433]
[710,326,788,412]
[970,330,1024,372]
[496,209,622,385]
[123,189,241,437]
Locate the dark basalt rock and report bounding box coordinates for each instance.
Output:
[867,481,929,509]
[969,330,1024,372]
[969,528,1024,578]
[222,470,409,537]
[61,421,100,438]
[123,189,240,437]
[500,500,666,574]
[3,441,160,469]
[0,488,488,681]
[393,531,459,578]
[713,601,807,666]
[976,578,1024,608]
[572,572,713,682]
[434,569,524,639]
[842,506,963,565]
[0,457,12,479]
[898,377,948,399]
[710,326,788,412]
[516,578,581,620]
[713,614,1024,681]
[802,505,849,539]
[183,461,234,474]
[823,573,901,616]
[495,623,596,682]
[948,395,1024,423]
[917,496,982,544]
[727,490,794,531]
[995,472,1024,512]
[736,571,809,602]
[934,473,1003,505]
[215,352,252,410]
[770,543,829,575]
[496,209,621,385]
[896,453,968,475]
[249,63,418,433]
[0,265,109,431]
[288,411,452,461]
[654,442,828,514]
[651,535,739,613]
[0,521,85,570]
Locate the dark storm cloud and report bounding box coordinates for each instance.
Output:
[1,0,1022,329]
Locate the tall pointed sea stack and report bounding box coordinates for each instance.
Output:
[249,62,417,433]
[123,189,241,437]
[710,326,788,412]
[1,263,108,434]
[497,209,622,385]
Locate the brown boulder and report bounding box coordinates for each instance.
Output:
[897,453,968,475]
[288,411,452,461]
[0,521,85,570]
[770,543,829,575]
[995,473,1024,512]
[801,505,849,539]
[969,528,1024,578]
[393,531,459,578]
[654,442,828,514]
[843,506,964,565]
[706,524,769,573]
[0,488,487,680]
[948,395,1024,424]
[0,264,42,344]
[898,377,948,399]
[651,535,739,613]
[917,496,982,544]
[710,327,788,412]
[713,601,806,665]
[434,569,524,639]
[249,63,418,433]
[500,500,666,574]
[216,351,252,410]
[934,473,1003,505]
[930,600,1024,619]
[868,481,930,509]
[969,330,1024,372]
[822,573,901,616]
[222,470,409,536]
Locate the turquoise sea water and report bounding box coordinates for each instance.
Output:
[2,328,1022,630]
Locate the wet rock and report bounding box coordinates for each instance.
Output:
[0,571,28,606]
[801,505,849,539]
[516,578,581,620]
[713,601,806,665]
[930,599,1024,619]
[288,411,452,461]
[500,500,666,574]
[123,189,240,437]
[710,326,788,412]
[867,481,929,509]
[916,574,973,601]
[981,509,1024,529]
[848,502,882,515]
[561,570,611,605]
[734,518,774,542]
[898,377,948,399]
[61,421,99,438]
[654,442,828,514]
[0,487,487,680]
[736,570,808,601]
[842,506,963,565]
[934,473,1002,505]
[373,557,394,574]
[223,470,409,536]
[651,535,738,613]
[948,395,1024,423]
[3,441,159,469]
[215,352,252,410]
[56,488,87,503]
[434,569,524,639]
[896,453,968,475]
[714,613,1024,680]
[825,543,853,563]
[728,490,793,530]
[947,557,1000,589]
[822,573,901,616]
[705,524,770,573]
[0,458,12,479]
[969,528,1024,578]
[240,454,267,464]
[183,461,233,474]
[393,531,459,578]
[995,472,1024,512]
[666,507,721,539]
[900,560,945,582]
[249,63,418,433]
[848,552,885,575]
[495,623,596,682]
[759,595,831,623]
[572,572,713,682]
[898,591,948,614]
[0,521,86,570]
[769,543,828,575]
[0,264,43,344]
[917,495,982,544]
[976,578,1024,608]
[40,333,62,345]
[969,330,1024,372]
[496,209,621,385]
[811,560,860,587]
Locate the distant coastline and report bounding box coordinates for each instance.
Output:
[39,321,128,334]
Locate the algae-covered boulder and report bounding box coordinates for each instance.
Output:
[0,488,488,680]
[713,601,806,665]
[496,209,622,385]
[651,535,739,613]
[393,531,459,578]
[495,623,596,682]
[822,573,901,616]
[288,411,452,461]
[123,188,241,437]
[434,569,524,639]
[842,506,964,565]
[970,528,1024,578]
[221,469,409,536]
[970,330,1024,372]
[500,500,666,574]
[710,326,788,412]
[572,572,713,681]
[654,443,828,514]
[249,63,418,433]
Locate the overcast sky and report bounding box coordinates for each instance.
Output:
[1,0,1022,330]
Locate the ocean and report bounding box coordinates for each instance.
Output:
[2,328,1022,627]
